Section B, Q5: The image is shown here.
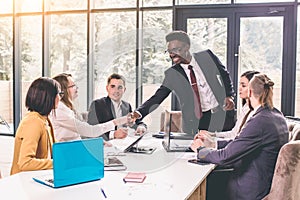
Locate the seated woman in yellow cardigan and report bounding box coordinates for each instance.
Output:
[10,77,62,175]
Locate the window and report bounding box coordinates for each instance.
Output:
[19,16,43,117]
[92,11,137,109]
[16,0,42,13]
[49,14,88,112]
[0,17,13,135]
[45,0,87,11]
[141,10,172,130]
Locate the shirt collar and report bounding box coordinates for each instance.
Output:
[111,99,122,108]
[180,56,196,69]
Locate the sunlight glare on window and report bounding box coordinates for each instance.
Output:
[0,0,12,14]
[16,0,42,12]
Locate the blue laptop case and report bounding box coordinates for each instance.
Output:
[33,137,104,188]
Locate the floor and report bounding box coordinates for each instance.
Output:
[0,136,14,178]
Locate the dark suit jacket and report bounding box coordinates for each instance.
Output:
[198,106,289,200]
[87,96,146,140]
[136,49,235,134]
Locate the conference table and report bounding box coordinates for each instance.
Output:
[0,133,215,200]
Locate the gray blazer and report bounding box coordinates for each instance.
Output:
[198,106,289,200]
[137,49,235,134]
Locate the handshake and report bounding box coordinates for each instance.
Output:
[113,111,142,127]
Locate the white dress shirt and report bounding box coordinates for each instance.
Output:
[109,100,123,140]
[181,56,219,112]
[50,101,115,142]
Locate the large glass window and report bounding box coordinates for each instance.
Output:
[19,16,43,117]
[239,17,283,110]
[45,0,87,11]
[49,14,87,112]
[187,18,227,65]
[142,0,172,7]
[0,0,13,14]
[92,11,136,110]
[141,10,172,131]
[93,0,136,9]
[0,0,299,136]
[0,17,13,135]
[16,0,42,13]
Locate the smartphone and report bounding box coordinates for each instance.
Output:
[188,159,208,165]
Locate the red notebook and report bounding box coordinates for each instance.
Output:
[123,172,146,183]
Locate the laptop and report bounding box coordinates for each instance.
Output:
[33,138,104,188]
[123,133,156,154]
[162,110,194,152]
[152,131,193,140]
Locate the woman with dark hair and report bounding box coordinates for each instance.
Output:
[50,73,131,142]
[201,70,259,139]
[192,73,288,200]
[10,77,62,175]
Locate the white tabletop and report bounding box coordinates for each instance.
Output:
[0,134,214,200]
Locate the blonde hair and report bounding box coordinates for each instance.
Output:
[249,74,274,109]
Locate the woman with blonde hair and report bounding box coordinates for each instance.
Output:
[50,73,131,142]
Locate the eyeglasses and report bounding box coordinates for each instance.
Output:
[58,91,64,98]
[165,47,182,54]
[68,84,78,89]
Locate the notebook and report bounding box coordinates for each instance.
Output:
[33,138,104,188]
[162,110,194,152]
[123,133,156,154]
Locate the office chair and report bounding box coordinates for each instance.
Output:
[160,111,182,132]
[262,140,300,200]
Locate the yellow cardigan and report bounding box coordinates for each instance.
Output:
[10,112,55,175]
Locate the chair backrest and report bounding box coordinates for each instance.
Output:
[285,116,300,141]
[262,140,300,200]
[160,111,182,132]
[291,124,300,141]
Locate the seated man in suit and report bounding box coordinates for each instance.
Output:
[87,73,147,140]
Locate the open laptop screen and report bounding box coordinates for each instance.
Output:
[33,138,104,188]
[53,138,104,187]
[163,110,172,149]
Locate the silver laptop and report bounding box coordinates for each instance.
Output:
[123,133,156,154]
[162,110,194,152]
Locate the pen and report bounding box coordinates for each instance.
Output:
[101,188,107,199]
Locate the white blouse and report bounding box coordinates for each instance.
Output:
[215,103,251,139]
[50,101,115,142]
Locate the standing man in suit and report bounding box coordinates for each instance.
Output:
[133,30,235,135]
[88,73,147,140]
